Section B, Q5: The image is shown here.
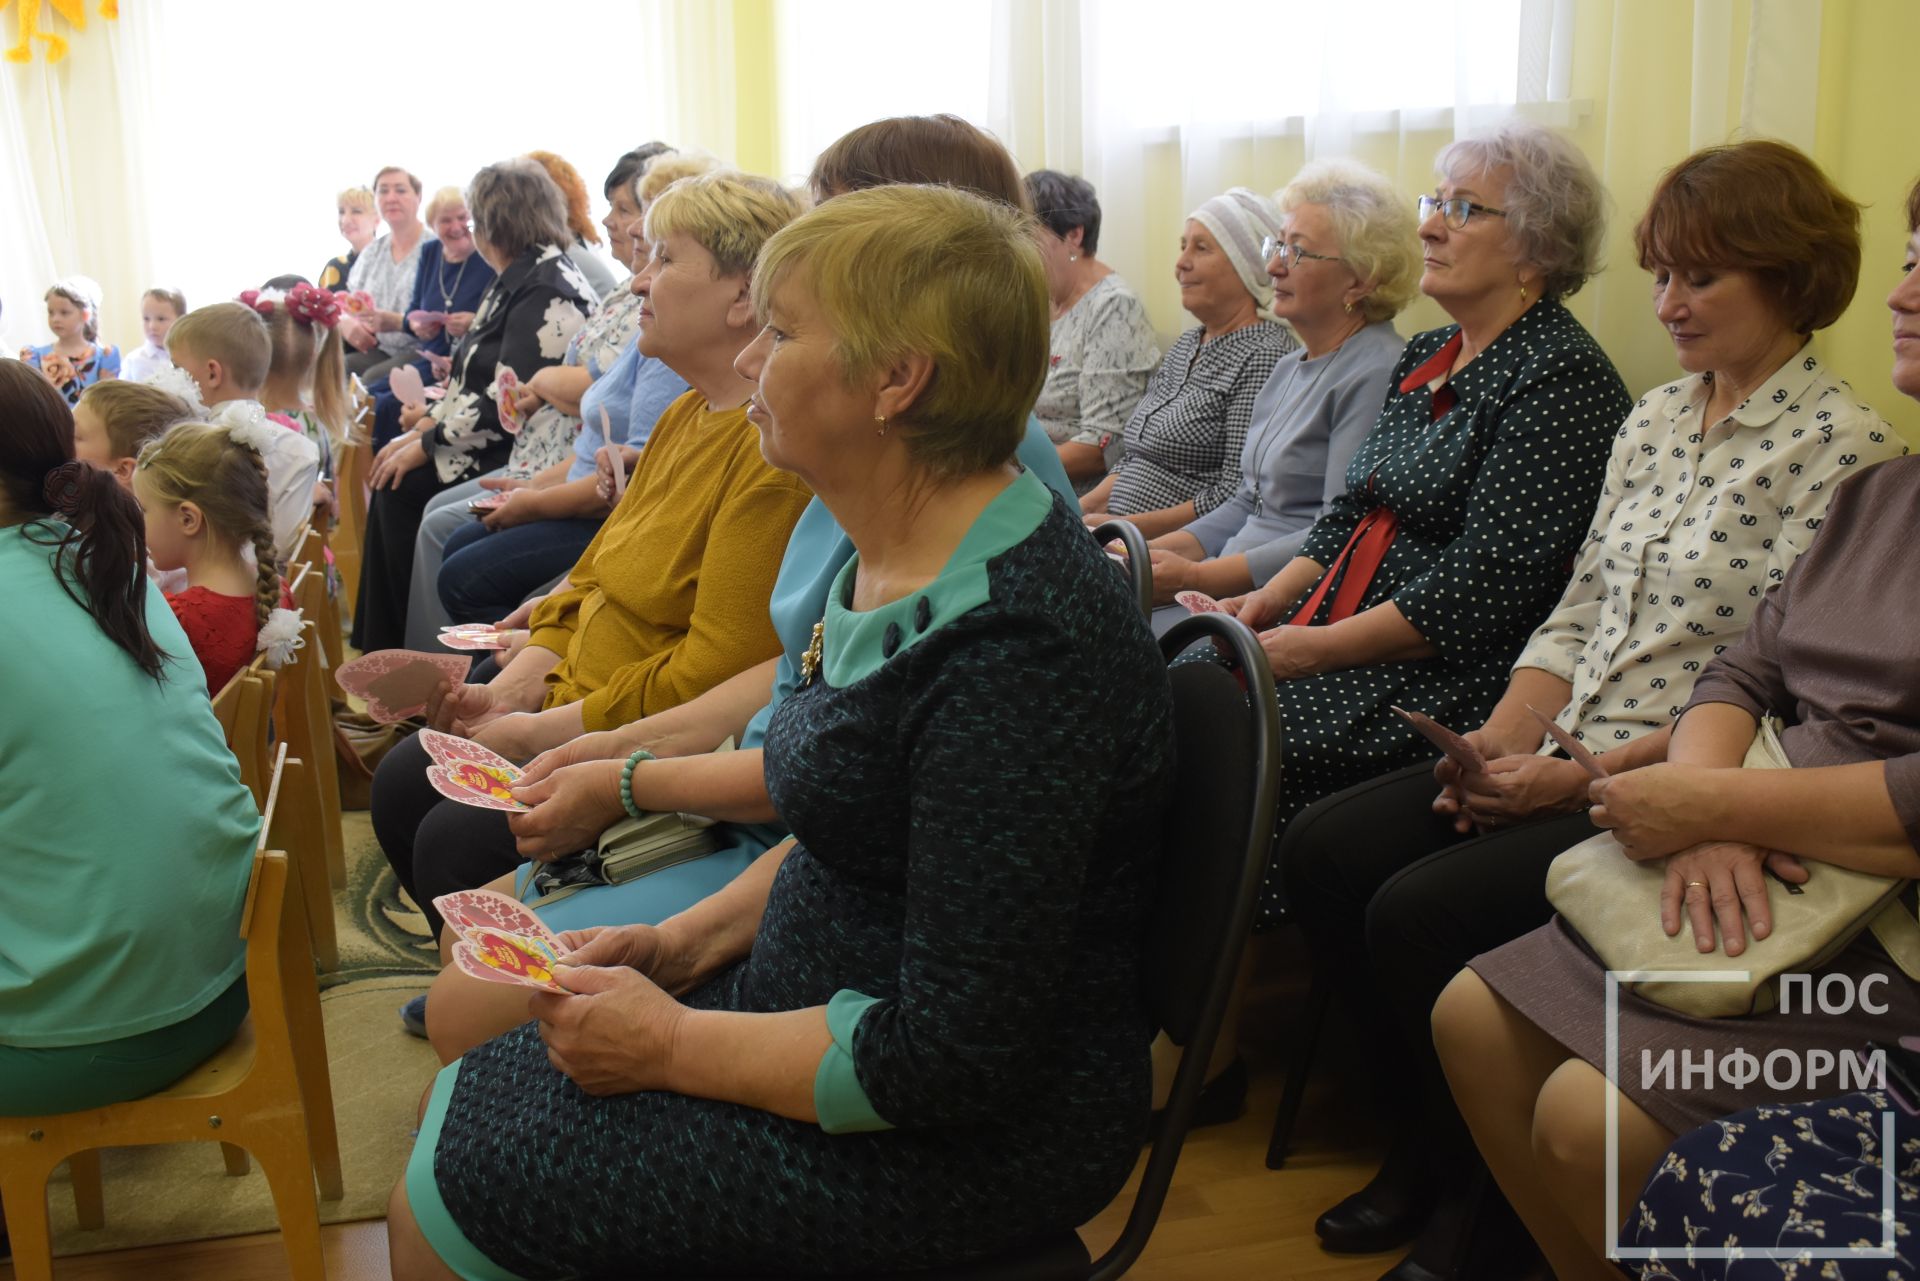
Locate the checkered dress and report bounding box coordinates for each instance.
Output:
[1107,321,1294,517]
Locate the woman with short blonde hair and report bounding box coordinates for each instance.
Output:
[388,180,1177,1281]
[318,184,375,291]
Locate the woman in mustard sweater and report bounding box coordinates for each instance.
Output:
[371,171,812,942]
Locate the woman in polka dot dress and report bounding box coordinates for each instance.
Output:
[1275,140,1907,1277]
[1219,123,1629,922]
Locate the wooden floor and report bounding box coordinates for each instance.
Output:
[4,943,1404,1280]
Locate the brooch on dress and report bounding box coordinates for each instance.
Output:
[799,621,825,687]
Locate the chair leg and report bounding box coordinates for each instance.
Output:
[1266,965,1334,1170]
[222,1141,252,1176]
[0,1154,60,1281]
[283,758,340,971]
[253,1140,329,1281]
[66,1147,105,1230]
[277,871,345,1202]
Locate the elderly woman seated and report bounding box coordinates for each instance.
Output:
[1279,140,1906,1276]
[387,178,1176,1281]
[1025,168,1161,494]
[1432,169,1920,1281]
[371,171,815,946]
[1080,187,1296,538]
[400,146,697,649]
[1144,159,1419,631]
[352,159,598,652]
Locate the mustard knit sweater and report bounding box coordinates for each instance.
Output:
[528,390,812,731]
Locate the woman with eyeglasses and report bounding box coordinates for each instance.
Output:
[1283,140,1903,1281]
[1143,160,1419,633]
[1079,187,1296,537]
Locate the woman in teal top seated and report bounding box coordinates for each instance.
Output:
[417,113,1082,1062]
[387,180,1174,1281]
[0,360,259,1116]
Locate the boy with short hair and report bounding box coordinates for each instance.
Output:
[166,302,322,559]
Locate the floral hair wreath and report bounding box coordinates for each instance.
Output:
[238,282,341,331]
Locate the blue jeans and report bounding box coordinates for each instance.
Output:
[437,516,602,625]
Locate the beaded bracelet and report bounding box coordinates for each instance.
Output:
[618,748,655,819]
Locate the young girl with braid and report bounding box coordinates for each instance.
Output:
[133,421,302,695]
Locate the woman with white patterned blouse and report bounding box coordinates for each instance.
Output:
[1281,141,1904,1279]
[1024,169,1162,494]
[1080,187,1296,537]
[353,159,597,651]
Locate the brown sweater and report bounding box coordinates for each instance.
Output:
[528,391,812,731]
[1684,453,1920,849]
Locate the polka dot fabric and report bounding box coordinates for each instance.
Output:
[1516,349,1906,751]
[1261,299,1631,925]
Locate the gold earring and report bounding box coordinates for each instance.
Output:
[875,415,887,437]
[1343,300,1353,315]
[1518,280,1528,303]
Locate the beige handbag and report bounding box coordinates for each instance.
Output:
[1546,719,1920,1018]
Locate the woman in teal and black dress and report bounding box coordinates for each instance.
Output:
[387,184,1174,1280]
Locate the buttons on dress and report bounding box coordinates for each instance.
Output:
[882,621,902,658]
[914,597,932,633]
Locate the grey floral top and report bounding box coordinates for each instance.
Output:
[501,286,646,479]
[346,229,432,359]
[423,244,594,485]
[1033,275,1161,492]
[1107,321,1294,517]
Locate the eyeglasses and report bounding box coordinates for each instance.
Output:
[1260,235,1343,269]
[1418,194,1507,230]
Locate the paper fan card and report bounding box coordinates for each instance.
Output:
[450,930,565,991]
[387,364,427,410]
[427,758,529,811]
[418,729,517,773]
[1390,706,1488,775]
[1175,591,1227,615]
[1527,705,1608,780]
[492,366,524,435]
[433,887,557,944]
[438,624,520,652]
[405,309,449,331]
[335,649,471,723]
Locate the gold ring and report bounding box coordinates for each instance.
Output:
[1684,880,1706,890]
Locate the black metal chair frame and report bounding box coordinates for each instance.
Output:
[1090,519,1152,619]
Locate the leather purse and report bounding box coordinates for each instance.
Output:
[1546,719,1920,1018]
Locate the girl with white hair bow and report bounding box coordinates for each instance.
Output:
[1080,187,1298,538]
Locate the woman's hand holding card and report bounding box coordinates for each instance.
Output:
[531,964,687,1097]
[505,758,626,861]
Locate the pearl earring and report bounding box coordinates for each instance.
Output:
[875,415,887,437]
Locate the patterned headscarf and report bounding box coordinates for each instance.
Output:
[1188,188,1286,320]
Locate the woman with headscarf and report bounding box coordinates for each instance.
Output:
[1080,187,1296,539]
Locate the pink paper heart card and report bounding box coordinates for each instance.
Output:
[334,649,471,723]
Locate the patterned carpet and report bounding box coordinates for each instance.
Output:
[47,811,442,1255]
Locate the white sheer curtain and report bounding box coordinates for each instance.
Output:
[988,0,1560,342]
[771,0,995,186]
[2,2,164,353]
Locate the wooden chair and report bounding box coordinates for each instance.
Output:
[0,746,344,1281]
[267,589,341,972]
[329,394,371,609]
[294,525,345,699]
[287,563,347,894]
[211,660,274,809]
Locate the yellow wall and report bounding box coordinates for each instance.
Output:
[1815,0,1920,443]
